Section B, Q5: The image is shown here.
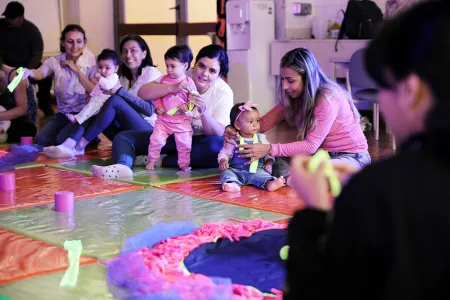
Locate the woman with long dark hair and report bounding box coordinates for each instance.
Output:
[224,47,370,177]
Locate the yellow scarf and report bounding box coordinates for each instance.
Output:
[239,133,259,173]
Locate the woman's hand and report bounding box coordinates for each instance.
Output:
[101,82,122,95]
[288,155,359,211]
[188,92,207,115]
[223,125,240,146]
[237,143,271,165]
[22,68,33,80]
[289,155,331,211]
[60,60,79,73]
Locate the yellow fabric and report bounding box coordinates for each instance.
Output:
[239,134,259,173]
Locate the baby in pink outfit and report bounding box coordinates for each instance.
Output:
[146,45,197,172]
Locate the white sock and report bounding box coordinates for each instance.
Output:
[61,138,77,149]
[44,145,75,159]
[91,164,133,179]
[73,147,85,156]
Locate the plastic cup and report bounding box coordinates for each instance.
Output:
[0,172,15,191]
[54,191,74,212]
[20,136,33,145]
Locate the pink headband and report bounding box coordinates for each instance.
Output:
[235,100,258,122]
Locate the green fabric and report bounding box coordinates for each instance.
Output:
[60,240,83,287]
[0,264,113,300]
[7,67,24,93]
[239,134,259,173]
[0,189,288,259]
[51,159,220,186]
[308,149,342,197]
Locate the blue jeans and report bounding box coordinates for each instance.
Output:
[329,151,371,169]
[82,95,153,143]
[112,130,224,169]
[36,112,78,146]
[220,167,276,190]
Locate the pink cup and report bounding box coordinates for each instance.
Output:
[0,190,16,205]
[54,191,74,212]
[0,173,15,191]
[21,136,34,145]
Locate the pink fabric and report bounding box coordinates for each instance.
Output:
[126,218,286,299]
[154,75,197,123]
[148,119,193,169]
[262,94,367,157]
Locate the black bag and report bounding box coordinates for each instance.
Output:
[335,0,383,51]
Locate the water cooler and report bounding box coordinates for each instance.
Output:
[226,0,276,115]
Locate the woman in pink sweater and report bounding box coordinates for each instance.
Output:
[224,48,370,176]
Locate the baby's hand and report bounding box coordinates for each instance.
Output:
[263,161,273,174]
[179,103,189,112]
[219,159,229,171]
[94,72,102,80]
[155,107,165,116]
[146,161,155,171]
[170,81,190,94]
[66,113,76,124]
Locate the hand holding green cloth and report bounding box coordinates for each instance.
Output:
[308,149,342,197]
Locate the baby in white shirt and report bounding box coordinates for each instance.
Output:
[66,49,119,124]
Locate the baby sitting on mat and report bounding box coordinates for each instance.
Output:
[218,101,285,192]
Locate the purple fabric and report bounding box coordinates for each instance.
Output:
[120,221,198,255]
[107,249,233,300]
[0,144,40,171]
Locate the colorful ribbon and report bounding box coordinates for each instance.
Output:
[7,67,24,93]
[307,149,342,197]
[239,133,259,173]
[60,240,83,287]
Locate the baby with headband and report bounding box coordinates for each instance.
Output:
[218,101,286,192]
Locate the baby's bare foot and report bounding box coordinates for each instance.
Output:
[222,182,241,192]
[266,176,285,192]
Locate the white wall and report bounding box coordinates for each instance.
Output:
[0,0,114,55]
[78,0,114,54]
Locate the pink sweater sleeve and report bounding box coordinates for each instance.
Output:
[259,103,285,133]
[271,99,338,157]
[217,142,235,163]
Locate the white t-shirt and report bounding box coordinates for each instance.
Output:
[192,77,233,135]
[119,66,162,97]
[119,66,162,123]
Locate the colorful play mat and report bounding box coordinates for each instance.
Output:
[0,139,297,299]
